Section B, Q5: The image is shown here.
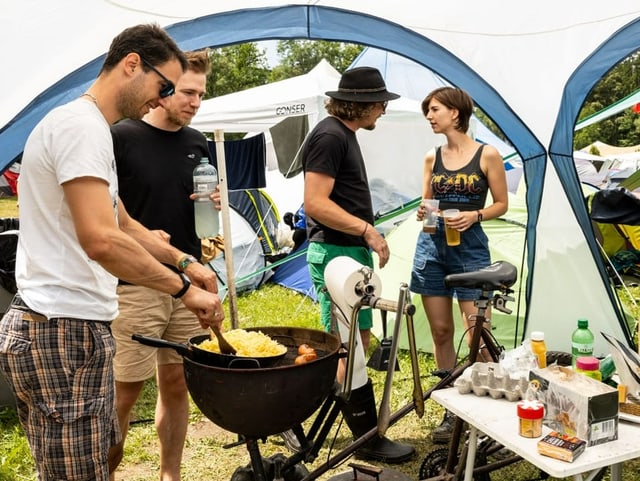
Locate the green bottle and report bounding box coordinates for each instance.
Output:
[599,354,616,382]
[571,319,594,368]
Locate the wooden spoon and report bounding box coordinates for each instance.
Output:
[210,326,237,355]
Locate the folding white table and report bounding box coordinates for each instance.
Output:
[432,388,640,481]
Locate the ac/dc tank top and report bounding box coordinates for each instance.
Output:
[431,144,489,211]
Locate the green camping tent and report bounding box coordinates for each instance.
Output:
[372,188,528,356]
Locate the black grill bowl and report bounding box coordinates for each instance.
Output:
[183,326,341,438]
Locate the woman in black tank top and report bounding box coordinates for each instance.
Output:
[409,87,508,443]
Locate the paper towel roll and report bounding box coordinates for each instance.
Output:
[325,256,381,314]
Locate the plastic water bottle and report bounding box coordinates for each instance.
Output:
[571,318,594,368]
[193,158,219,239]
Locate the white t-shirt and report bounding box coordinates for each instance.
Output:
[16,98,119,320]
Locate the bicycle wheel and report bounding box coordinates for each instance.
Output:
[418,448,449,479]
[419,447,490,481]
[546,351,571,366]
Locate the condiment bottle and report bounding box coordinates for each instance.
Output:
[571,319,594,368]
[517,400,544,438]
[575,356,602,381]
[530,331,547,368]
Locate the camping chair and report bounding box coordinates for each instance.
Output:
[589,188,640,285]
[591,187,640,226]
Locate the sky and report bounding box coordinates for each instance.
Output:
[257,40,280,67]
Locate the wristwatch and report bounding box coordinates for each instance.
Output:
[172,273,191,299]
[477,211,484,223]
[177,254,199,271]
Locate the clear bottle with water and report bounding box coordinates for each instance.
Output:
[193,158,219,239]
[571,318,594,368]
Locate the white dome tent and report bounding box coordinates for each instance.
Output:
[1,2,639,354]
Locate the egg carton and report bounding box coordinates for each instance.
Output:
[453,362,530,402]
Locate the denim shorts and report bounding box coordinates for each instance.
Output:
[410,219,490,300]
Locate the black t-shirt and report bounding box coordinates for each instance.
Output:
[432,145,489,211]
[302,117,373,247]
[111,119,210,267]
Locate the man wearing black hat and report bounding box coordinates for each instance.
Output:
[301,67,415,463]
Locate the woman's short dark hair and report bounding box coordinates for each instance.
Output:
[421,87,474,133]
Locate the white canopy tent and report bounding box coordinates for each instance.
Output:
[192,59,338,136]
[1,1,639,353]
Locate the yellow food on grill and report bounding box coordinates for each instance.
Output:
[197,329,287,357]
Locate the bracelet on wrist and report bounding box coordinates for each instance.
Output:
[361,223,369,237]
[172,273,191,299]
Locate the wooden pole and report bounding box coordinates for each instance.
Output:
[214,129,239,329]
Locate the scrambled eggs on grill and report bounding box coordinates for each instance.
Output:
[197,329,287,357]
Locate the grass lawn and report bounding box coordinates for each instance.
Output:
[0,197,18,218]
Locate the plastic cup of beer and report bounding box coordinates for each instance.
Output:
[421,199,440,234]
[443,209,461,246]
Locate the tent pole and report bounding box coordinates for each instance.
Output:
[214,129,239,329]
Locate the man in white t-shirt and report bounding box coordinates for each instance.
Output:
[0,24,224,481]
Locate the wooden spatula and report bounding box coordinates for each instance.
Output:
[211,326,237,355]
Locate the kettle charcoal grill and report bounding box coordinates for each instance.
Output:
[182,326,342,481]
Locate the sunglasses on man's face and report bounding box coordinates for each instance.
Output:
[140,57,175,98]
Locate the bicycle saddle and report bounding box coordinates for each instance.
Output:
[444,260,517,291]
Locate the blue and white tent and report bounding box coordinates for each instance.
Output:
[2,1,639,353]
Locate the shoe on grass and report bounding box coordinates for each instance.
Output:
[432,410,456,444]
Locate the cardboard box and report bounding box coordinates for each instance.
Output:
[537,431,587,462]
[529,366,618,446]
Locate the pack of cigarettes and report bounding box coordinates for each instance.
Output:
[536,431,586,462]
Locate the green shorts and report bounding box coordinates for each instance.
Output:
[306,242,373,332]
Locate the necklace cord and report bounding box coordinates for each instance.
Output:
[81,92,98,106]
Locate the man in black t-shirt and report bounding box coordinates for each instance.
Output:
[302,67,415,464]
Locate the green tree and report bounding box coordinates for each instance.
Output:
[206,43,270,98]
[205,40,365,98]
[270,40,365,80]
[575,51,640,149]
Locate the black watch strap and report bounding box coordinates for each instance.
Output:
[172,273,191,299]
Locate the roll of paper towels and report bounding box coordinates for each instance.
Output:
[325,256,381,315]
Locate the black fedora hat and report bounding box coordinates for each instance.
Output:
[325,67,400,103]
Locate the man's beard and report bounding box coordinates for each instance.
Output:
[116,77,147,120]
[166,110,191,128]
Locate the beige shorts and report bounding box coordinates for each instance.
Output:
[112,284,207,382]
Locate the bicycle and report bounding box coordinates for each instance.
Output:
[301,260,522,481]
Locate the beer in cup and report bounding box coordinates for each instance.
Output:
[443,209,461,246]
[421,199,440,234]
